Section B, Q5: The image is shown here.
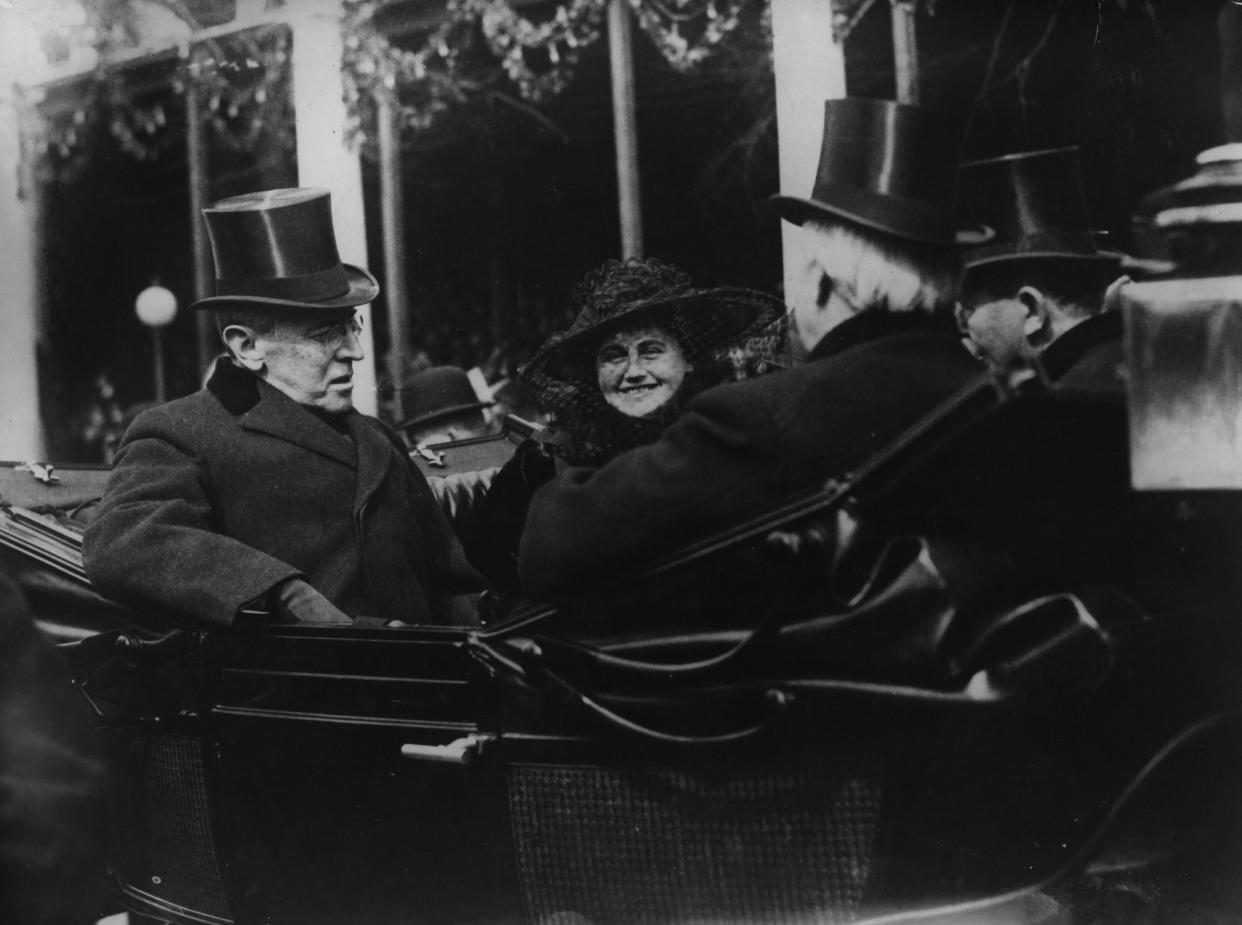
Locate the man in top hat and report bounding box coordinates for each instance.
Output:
[954,147,1128,390]
[518,98,981,597]
[83,188,486,627]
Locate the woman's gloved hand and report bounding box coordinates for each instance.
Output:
[272,577,352,625]
[513,436,557,490]
[463,438,557,597]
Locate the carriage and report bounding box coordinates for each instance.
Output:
[4,347,1242,925]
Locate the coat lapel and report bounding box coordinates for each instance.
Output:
[349,416,397,512]
[241,380,358,470]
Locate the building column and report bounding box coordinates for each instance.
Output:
[289,0,379,416]
[891,0,920,104]
[770,0,847,304]
[376,88,411,421]
[608,0,643,259]
[186,62,217,377]
[0,86,45,459]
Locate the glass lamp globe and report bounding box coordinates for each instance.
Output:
[135,285,178,328]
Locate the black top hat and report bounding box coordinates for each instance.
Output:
[190,188,379,311]
[770,97,966,246]
[958,147,1120,271]
[520,258,786,388]
[395,366,492,433]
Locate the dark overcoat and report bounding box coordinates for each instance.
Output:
[83,360,486,626]
[517,312,980,597]
[1043,309,1124,392]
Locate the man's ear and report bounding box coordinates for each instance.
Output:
[1016,286,1052,347]
[222,324,265,372]
[1102,274,1132,313]
[953,300,971,335]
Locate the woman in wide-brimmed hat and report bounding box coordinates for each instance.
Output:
[464,257,786,597]
[519,257,787,466]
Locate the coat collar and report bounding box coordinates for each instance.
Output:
[207,355,262,415]
[207,358,358,470]
[807,309,958,362]
[1041,310,1122,382]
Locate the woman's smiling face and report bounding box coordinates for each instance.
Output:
[595,324,692,418]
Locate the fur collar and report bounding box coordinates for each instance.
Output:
[206,357,263,416]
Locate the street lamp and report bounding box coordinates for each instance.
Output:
[135,283,178,403]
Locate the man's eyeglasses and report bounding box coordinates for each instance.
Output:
[306,316,364,346]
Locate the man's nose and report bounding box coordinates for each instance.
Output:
[339,327,365,361]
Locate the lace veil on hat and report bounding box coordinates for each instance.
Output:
[518,258,787,465]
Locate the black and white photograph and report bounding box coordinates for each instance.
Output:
[1,0,1241,922]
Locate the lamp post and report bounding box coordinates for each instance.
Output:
[135,283,178,403]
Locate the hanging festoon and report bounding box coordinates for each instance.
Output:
[16,7,293,180]
[473,0,608,100]
[16,84,101,190]
[11,0,103,189]
[341,0,758,147]
[179,26,294,154]
[341,0,481,147]
[101,25,293,162]
[103,66,180,161]
[469,0,749,94]
[628,0,746,72]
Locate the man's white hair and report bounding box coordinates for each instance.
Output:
[803,219,956,315]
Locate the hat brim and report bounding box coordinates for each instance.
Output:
[770,186,956,247]
[396,400,493,433]
[189,264,379,312]
[962,250,1124,271]
[1115,253,1178,279]
[524,287,785,387]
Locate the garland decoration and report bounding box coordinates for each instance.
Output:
[19,0,753,175]
[16,85,101,189]
[104,69,179,161]
[97,25,293,162]
[342,0,480,148]
[628,0,745,72]
[18,13,292,179]
[180,25,294,154]
[473,0,608,101]
[342,0,752,145]
[829,0,938,44]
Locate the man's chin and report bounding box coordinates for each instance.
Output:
[318,394,355,416]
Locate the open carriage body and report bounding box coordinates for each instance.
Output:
[5,348,1242,925]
